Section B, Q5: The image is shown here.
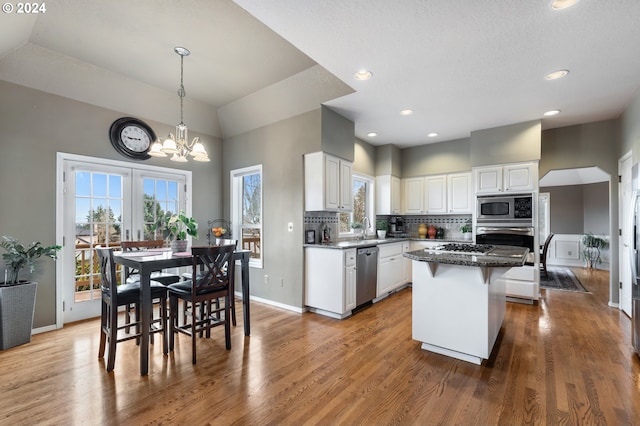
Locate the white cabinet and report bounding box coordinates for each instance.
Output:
[425,175,447,214]
[377,242,405,296]
[305,152,353,212]
[447,173,473,213]
[375,175,401,215]
[402,241,412,284]
[474,162,538,194]
[305,248,357,318]
[344,249,357,312]
[403,177,425,214]
[403,172,472,214]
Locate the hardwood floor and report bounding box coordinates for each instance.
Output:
[1,268,639,425]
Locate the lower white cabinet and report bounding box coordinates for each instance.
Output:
[305,247,357,318]
[402,241,412,284]
[377,242,405,296]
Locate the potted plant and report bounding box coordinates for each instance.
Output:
[157,211,198,252]
[460,221,473,240]
[581,233,609,269]
[350,222,364,239]
[0,235,61,350]
[376,220,387,239]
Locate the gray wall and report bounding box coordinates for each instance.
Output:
[541,182,609,235]
[354,138,376,176]
[401,138,471,177]
[0,81,223,328]
[222,109,322,308]
[321,106,354,162]
[374,144,402,176]
[621,88,640,163]
[470,120,541,166]
[540,119,619,302]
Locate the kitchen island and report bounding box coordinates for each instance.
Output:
[404,244,528,364]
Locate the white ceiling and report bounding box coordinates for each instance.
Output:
[1,0,640,147]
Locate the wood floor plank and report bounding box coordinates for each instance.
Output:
[1,267,639,425]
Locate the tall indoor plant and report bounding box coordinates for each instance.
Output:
[0,236,61,350]
[157,211,198,252]
[581,233,609,269]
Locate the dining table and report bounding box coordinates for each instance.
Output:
[113,248,251,375]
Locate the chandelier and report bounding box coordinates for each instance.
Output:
[149,47,210,162]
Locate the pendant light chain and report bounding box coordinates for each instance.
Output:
[148,46,210,162]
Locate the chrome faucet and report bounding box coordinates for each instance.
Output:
[362,217,370,240]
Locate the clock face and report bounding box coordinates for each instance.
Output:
[120,125,151,152]
[109,117,156,160]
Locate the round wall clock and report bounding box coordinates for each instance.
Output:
[109,117,156,160]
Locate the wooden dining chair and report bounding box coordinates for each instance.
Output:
[120,240,181,336]
[181,239,239,327]
[168,244,236,364]
[540,233,554,278]
[96,247,169,372]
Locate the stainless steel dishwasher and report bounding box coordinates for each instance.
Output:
[356,246,378,306]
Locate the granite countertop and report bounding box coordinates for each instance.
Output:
[403,245,529,268]
[304,237,471,250]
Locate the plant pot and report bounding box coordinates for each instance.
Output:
[170,239,188,253]
[377,230,387,239]
[463,232,472,240]
[0,281,37,350]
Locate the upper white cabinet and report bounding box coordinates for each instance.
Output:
[402,172,472,214]
[425,175,447,214]
[305,152,353,212]
[403,177,425,214]
[375,175,401,215]
[447,173,473,213]
[474,162,538,194]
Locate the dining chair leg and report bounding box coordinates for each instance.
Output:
[191,302,198,364]
[224,295,231,350]
[162,294,168,354]
[169,296,178,352]
[98,305,107,359]
[106,304,118,372]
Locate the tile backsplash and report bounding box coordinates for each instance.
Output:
[304,212,472,243]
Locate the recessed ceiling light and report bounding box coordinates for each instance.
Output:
[551,0,580,10]
[427,132,439,138]
[545,69,569,80]
[400,109,414,116]
[544,109,561,116]
[367,132,378,137]
[354,70,373,81]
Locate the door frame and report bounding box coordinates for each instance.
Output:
[55,152,192,329]
[619,150,633,316]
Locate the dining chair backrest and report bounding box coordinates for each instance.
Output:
[214,238,238,248]
[190,245,236,294]
[95,247,118,296]
[121,240,165,250]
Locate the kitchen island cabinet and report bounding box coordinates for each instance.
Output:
[405,246,528,364]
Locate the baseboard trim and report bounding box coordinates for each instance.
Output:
[243,293,305,314]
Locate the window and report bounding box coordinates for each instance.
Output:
[231,165,263,267]
[340,173,375,235]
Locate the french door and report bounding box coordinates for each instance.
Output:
[57,153,191,325]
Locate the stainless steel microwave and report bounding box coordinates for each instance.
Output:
[476,194,533,224]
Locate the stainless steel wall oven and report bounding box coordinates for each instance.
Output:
[476,226,535,265]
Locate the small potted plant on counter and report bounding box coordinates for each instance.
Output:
[376,220,387,239]
[1,235,61,350]
[157,210,198,252]
[460,221,473,240]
